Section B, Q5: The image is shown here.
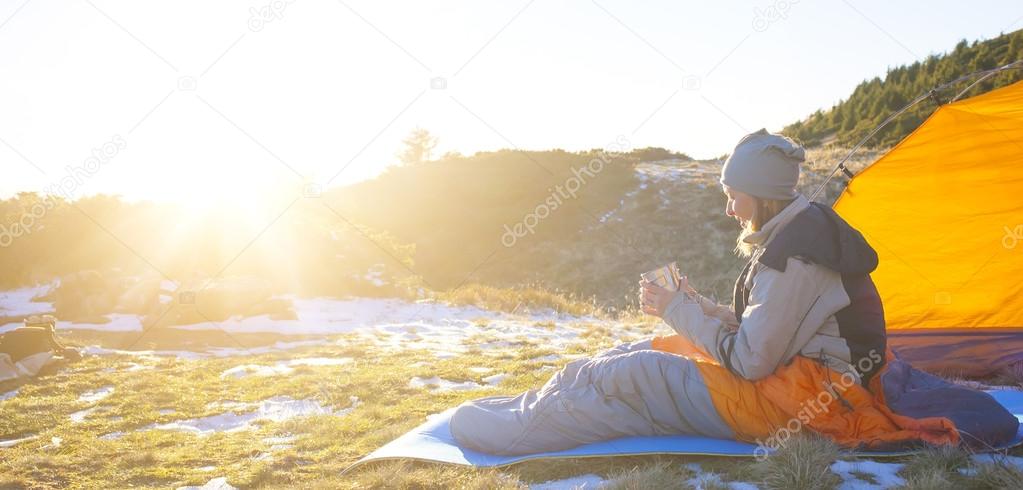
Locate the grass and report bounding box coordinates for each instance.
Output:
[751,435,842,490]
[1,309,1022,489]
[898,445,970,487]
[972,456,1023,489]
[436,283,608,319]
[604,461,690,489]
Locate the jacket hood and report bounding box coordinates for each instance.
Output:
[758,202,879,275]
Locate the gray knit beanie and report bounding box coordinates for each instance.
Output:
[720,128,804,200]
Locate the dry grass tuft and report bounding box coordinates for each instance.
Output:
[752,434,842,490]
[972,456,1023,489]
[604,461,690,490]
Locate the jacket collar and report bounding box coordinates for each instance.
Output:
[742,193,810,249]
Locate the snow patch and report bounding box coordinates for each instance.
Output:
[409,376,483,392]
[635,160,717,182]
[99,432,124,440]
[84,339,329,360]
[1,389,18,401]
[70,407,100,423]
[4,290,620,361]
[370,313,597,359]
[173,297,499,335]
[161,297,607,357]
[682,463,758,490]
[176,477,237,490]
[124,362,153,372]
[0,285,149,333]
[57,314,143,332]
[530,354,562,363]
[0,285,53,318]
[220,364,294,379]
[262,434,298,445]
[221,357,354,379]
[483,373,508,386]
[144,397,356,436]
[206,340,329,357]
[79,386,114,403]
[287,357,353,367]
[530,474,606,489]
[831,460,905,490]
[83,346,208,360]
[0,434,38,448]
[972,453,1023,470]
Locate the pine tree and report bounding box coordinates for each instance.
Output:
[397,128,438,166]
[783,30,1023,148]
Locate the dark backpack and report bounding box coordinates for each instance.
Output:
[0,326,62,363]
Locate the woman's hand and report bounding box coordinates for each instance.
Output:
[640,276,689,318]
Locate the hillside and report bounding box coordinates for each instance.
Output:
[783,29,1023,148]
[0,145,876,319]
[328,146,879,310]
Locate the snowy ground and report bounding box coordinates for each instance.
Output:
[0,285,621,359]
[2,285,1021,489]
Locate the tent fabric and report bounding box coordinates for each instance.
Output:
[888,329,1023,376]
[832,80,1023,369]
[344,390,1023,472]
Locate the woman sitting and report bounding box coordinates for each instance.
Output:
[449,129,1017,456]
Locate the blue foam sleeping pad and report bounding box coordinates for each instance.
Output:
[345,390,1023,472]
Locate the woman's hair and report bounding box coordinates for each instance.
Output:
[735,196,795,257]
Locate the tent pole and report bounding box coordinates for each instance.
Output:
[809,60,1023,203]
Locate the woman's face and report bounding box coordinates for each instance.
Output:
[723,185,756,226]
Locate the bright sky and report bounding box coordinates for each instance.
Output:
[1,0,1021,205]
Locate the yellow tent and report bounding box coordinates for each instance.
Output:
[833,79,1023,373]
